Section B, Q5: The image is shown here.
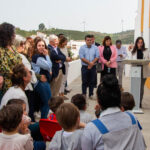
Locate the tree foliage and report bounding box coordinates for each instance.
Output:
[16,28,134,44]
[39,23,45,31]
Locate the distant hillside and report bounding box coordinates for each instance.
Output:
[16,28,134,44]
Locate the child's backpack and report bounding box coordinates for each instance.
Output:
[39,119,62,141]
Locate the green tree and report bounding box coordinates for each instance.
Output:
[39,23,45,31]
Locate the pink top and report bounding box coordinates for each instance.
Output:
[98,45,117,70]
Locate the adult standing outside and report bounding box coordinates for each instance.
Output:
[58,36,71,99]
[0,23,22,95]
[130,37,150,108]
[99,36,117,80]
[91,35,100,88]
[48,35,67,97]
[32,39,52,118]
[91,35,100,47]
[116,40,127,88]
[79,35,99,99]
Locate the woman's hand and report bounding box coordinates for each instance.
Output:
[43,49,49,56]
[128,45,133,51]
[0,76,4,89]
[106,61,111,67]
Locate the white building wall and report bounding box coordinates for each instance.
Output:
[143,0,150,49]
[68,59,81,84]
[134,0,142,41]
[135,0,150,50]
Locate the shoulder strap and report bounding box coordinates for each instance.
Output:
[125,112,136,125]
[92,119,109,134]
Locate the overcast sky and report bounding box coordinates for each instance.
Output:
[0,0,138,33]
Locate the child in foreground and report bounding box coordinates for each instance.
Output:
[121,92,142,130]
[48,103,83,150]
[121,92,135,112]
[0,104,33,150]
[7,99,46,149]
[71,94,93,123]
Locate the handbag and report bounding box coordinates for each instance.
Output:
[96,63,102,73]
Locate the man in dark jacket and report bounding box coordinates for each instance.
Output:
[48,34,67,97]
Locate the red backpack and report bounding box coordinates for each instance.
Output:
[39,118,62,141]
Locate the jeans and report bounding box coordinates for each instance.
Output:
[140,68,146,107]
[81,65,96,96]
[35,81,51,118]
[34,141,46,150]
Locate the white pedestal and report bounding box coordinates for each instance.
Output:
[130,66,144,114]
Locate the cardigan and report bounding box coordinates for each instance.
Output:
[99,45,117,70]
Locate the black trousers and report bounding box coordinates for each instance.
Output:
[140,67,146,107]
[101,65,116,81]
[81,65,96,96]
[25,90,35,122]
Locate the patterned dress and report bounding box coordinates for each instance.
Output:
[0,46,22,93]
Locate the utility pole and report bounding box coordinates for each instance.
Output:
[121,19,124,32]
[121,19,124,39]
[83,21,86,32]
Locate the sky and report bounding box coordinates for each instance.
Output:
[0,0,138,33]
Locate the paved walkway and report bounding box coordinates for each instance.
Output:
[66,74,150,149]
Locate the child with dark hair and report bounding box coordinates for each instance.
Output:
[48,96,64,121]
[0,105,33,150]
[121,92,142,130]
[48,103,83,150]
[7,99,31,134]
[121,92,135,111]
[71,94,93,123]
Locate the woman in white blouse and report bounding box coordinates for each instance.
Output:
[130,37,150,107]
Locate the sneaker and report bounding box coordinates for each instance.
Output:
[34,112,41,119]
[89,95,97,100]
[83,94,87,100]
[89,95,94,100]
[64,89,72,93]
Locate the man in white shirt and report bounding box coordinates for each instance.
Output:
[116,40,127,88]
